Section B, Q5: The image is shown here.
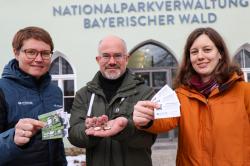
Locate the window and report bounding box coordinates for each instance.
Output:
[128,42,178,68]
[128,40,178,139]
[132,69,170,92]
[128,40,178,89]
[50,51,76,113]
[233,43,250,81]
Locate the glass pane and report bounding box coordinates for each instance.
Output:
[247,73,250,82]
[135,72,150,86]
[233,51,242,67]
[64,80,74,96]
[49,57,59,74]
[128,50,146,68]
[152,72,166,87]
[51,80,58,86]
[157,133,169,138]
[163,54,178,67]
[64,97,74,113]
[244,49,250,68]
[62,58,73,74]
[128,44,178,68]
[154,88,161,93]
[157,128,177,140]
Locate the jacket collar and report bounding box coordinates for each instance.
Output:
[176,72,244,102]
[2,59,51,90]
[87,69,144,99]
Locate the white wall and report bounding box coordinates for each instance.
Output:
[0,0,249,90]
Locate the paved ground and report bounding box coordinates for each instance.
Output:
[64,138,177,166]
[151,138,177,166]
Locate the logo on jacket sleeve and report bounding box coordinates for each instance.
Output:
[53,104,63,108]
[18,101,33,105]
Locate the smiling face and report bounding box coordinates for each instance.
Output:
[190,34,221,83]
[96,36,128,80]
[14,38,52,79]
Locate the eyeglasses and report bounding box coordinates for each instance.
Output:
[100,53,125,62]
[21,49,53,60]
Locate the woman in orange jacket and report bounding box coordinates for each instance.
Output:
[133,27,250,166]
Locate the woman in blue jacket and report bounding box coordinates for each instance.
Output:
[0,26,67,166]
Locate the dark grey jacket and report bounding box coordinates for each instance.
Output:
[68,70,156,166]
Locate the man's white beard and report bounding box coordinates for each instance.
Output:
[104,70,122,80]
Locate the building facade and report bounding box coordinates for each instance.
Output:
[1,0,250,119]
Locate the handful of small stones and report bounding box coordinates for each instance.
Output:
[94,124,111,131]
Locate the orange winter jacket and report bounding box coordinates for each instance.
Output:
[146,73,250,166]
